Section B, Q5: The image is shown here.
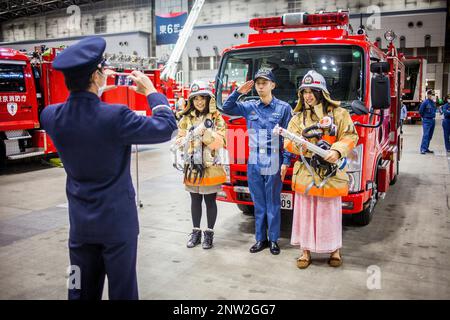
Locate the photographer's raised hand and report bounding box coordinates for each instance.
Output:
[128,71,157,96]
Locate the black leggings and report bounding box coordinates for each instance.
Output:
[190,193,217,229]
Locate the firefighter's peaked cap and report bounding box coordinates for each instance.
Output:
[299,70,329,94]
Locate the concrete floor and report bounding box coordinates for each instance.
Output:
[0,117,449,300]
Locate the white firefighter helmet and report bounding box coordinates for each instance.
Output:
[188,80,214,99]
[298,70,329,94]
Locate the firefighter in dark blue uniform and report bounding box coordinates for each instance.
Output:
[40,36,177,300]
[442,94,450,153]
[222,70,292,255]
[419,90,437,154]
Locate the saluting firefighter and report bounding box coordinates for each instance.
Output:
[284,70,358,269]
[40,36,177,299]
[175,81,227,249]
[222,69,292,255]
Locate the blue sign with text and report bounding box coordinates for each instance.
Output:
[156,12,187,45]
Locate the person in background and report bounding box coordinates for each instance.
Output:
[400,101,407,134]
[419,90,437,154]
[441,94,450,153]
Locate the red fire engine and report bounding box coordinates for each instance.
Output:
[0,47,184,168]
[402,56,427,123]
[215,11,404,225]
[0,47,64,167]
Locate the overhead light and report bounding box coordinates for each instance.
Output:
[322,66,327,70]
[384,30,397,42]
[330,60,335,65]
[332,68,337,72]
[321,58,326,64]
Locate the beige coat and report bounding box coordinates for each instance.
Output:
[176,109,227,186]
[285,103,358,197]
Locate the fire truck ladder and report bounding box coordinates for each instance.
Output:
[160,0,205,81]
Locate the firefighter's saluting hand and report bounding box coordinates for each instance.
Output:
[128,70,157,96]
[237,80,254,94]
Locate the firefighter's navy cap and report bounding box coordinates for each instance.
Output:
[53,36,106,76]
[254,69,276,82]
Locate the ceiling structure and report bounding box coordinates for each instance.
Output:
[0,0,105,22]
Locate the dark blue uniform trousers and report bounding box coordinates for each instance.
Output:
[68,237,138,300]
[247,164,282,242]
[443,118,450,151]
[420,118,435,152]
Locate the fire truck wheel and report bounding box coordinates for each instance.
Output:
[352,169,379,226]
[237,204,254,216]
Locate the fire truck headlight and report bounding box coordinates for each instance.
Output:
[347,144,363,193]
[347,144,363,172]
[224,164,231,183]
[348,171,361,193]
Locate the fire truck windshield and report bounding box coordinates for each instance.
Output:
[216,45,364,109]
[0,64,26,93]
[403,60,420,101]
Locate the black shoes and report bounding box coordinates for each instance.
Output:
[187,229,202,248]
[187,229,214,249]
[202,230,214,249]
[249,240,269,253]
[425,149,434,153]
[269,241,280,255]
[249,240,280,254]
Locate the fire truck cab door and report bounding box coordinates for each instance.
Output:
[0,60,39,131]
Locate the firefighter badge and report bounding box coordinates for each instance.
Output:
[303,75,313,84]
[191,84,200,92]
[7,102,18,116]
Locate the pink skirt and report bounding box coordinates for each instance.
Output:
[291,192,342,253]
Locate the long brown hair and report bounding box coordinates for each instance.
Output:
[298,89,332,124]
[189,95,211,116]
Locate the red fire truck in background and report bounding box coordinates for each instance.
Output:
[402,56,427,123]
[0,47,63,167]
[215,11,404,225]
[0,47,184,168]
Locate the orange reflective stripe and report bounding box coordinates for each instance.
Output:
[184,174,226,187]
[285,140,296,154]
[293,183,348,197]
[322,135,337,144]
[340,138,356,150]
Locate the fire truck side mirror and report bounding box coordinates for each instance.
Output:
[350,100,369,115]
[371,74,391,109]
[370,62,389,74]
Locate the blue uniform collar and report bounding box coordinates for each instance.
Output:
[258,96,276,108]
[68,91,100,101]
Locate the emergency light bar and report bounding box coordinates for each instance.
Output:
[249,12,349,31]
